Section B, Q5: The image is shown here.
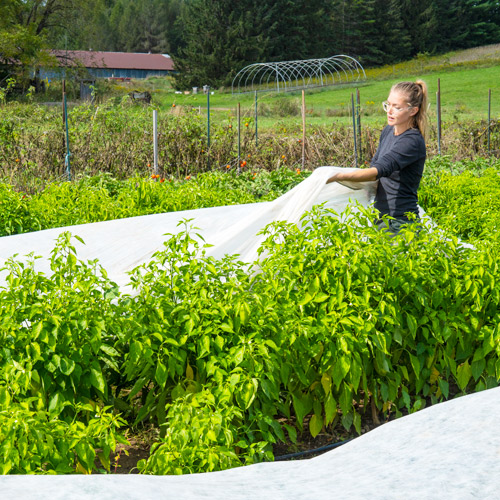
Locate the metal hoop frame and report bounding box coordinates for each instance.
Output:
[231,55,366,94]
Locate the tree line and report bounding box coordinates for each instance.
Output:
[1,0,500,88]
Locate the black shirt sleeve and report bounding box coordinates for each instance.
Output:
[373,131,425,179]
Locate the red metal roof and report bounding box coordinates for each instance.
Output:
[51,50,174,71]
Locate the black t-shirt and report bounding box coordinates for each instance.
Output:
[371,125,426,220]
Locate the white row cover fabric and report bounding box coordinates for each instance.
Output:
[0,167,378,289]
[0,387,499,499]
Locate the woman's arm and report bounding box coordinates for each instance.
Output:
[326,167,378,184]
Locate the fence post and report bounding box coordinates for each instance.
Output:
[356,88,362,162]
[351,93,358,167]
[207,86,210,169]
[488,88,491,156]
[63,81,71,181]
[153,109,158,176]
[302,90,306,169]
[437,78,442,155]
[237,102,241,172]
[255,91,258,147]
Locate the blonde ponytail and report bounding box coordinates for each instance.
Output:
[392,80,429,141]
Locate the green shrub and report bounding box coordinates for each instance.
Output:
[0,394,126,474]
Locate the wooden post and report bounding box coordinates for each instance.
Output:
[351,93,358,167]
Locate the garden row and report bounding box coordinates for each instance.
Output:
[0,168,306,237]
[1,100,500,192]
[2,156,500,239]
[1,200,500,474]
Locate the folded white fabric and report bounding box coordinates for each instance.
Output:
[0,167,377,288]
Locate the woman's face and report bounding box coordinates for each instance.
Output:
[384,90,418,131]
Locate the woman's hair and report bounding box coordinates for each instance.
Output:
[392,80,429,140]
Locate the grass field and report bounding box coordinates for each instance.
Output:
[154,63,500,130]
[109,44,499,130]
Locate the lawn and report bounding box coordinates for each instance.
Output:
[152,60,500,130]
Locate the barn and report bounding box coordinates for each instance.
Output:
[41,50,174,80]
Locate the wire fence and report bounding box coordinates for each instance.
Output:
[2,81,499,189]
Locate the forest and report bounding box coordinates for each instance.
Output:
[1,0,500,87]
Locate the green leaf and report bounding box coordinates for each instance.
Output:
[308,276,320,296]
[298,293,312,306]
[438,378,449,399]
[240,378,258,410]
[90,366,106,394]
[0,386,11,407]
[457,360,472,391]
[309,414,323,438]
[48,392,62,413]
[341,412,353,431]
[409,354,421,377]
[353,411,361,434]
[284,424,297,443]
[232,346,245,366]
[471,358,486,382]
[128,377,147,399]
[321,372,332,395]
[59,357,75,376]
[100,344,120,358]
[350,359,362,392]
[324,393,337,425]
[339,382,352,415]
[432,289,443,308]
[155,362,167,387]
[239,302,250,325]
[292,392,313,427]
[333,356,350,387]
[406,313,417,338]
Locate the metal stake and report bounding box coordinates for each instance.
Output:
[437,79,442,155]
[302,90,306,169]
[153,109,158,176]
[237,102,241,172]
[207,87,210,169]
[488,88,491,155]
[255,91,258,147]
[351,93,358,167]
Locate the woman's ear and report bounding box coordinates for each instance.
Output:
[410,106,419,117]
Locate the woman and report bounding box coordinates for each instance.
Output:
[327,80,429,233]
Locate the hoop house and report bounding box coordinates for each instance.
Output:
[232,55,366,94]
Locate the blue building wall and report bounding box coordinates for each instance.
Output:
[39,67,171,80]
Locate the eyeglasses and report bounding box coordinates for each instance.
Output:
[382,101,413,114]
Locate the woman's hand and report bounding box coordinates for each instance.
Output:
[326,167,378,184]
